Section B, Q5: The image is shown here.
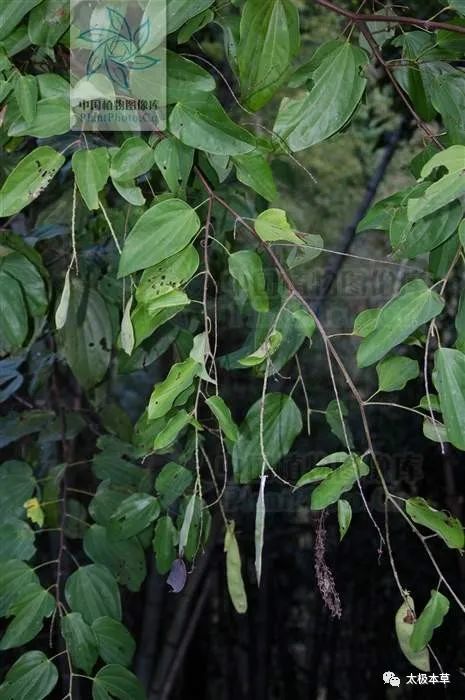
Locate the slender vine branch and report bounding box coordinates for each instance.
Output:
[313,0,465,35]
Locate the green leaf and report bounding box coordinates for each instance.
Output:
[72,148,110,211]
[0,461,35,521]
[310,455,370,511]
[407,172,465,223]
[65,564,122,624]
[177,9,214,43]
[0,520,36,562]
[118,199,201,277]
[0,146,64,217]
[178,495,210,562]
[148,358,200,420]
[294,467,333,489]
[238,0,299,110]
[92,665,145,700]
[110,137,154,181]
[274,41,368,152]
[14,75,38,123]
[357,280,444,368]
[155,462,193,508]
[84,525,147,593]
[153,515,178,574]
[224,522,248,614]
[395,596,430,671]
[170,93,256,156]
[112,178,145,207]
[206,396,240,442]
[61,613,98,674]
[337,500,352,541]
[228,250,269,313]
[317,452,349,466]
[153,410,191,451]
[91,617,135,668]
[154,136,194,196]
[28,0,69,47]
[0,561,39,616]
[239,330,282,367]
[0,584,55,650]
[92,438,148,490]
[434,348,465,450]
[376,356,420,393]
[0,651,58,700]
[1,250,48,318]
[352,309,380,337]
[232,393,302,483]
[109,493,160,539]
[0,273,28,353]
[410,590,450,653]
[59,278,112,391]
[254,474,266,586]
[8,96,71,138]
[396,201,463,258]
[406,497,464,549]
[0,0,42,41]
[325,399,354,448]
[420,145,465,178]
[233,152,278,202]
[144,289,190,317]
[167,0,215,33]
[165,51,216,103]
[255,208,302,244]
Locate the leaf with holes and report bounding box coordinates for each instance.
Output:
[0,146,64,218]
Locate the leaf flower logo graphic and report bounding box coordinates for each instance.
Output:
[79,7,160,91]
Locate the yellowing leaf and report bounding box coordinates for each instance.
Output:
[239,330,282,367]
[395,595,430,671]
[225,521,248,614]
[24,498,44,528]
[255,208,302,244]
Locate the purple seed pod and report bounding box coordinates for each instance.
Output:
[167,558,187,593]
